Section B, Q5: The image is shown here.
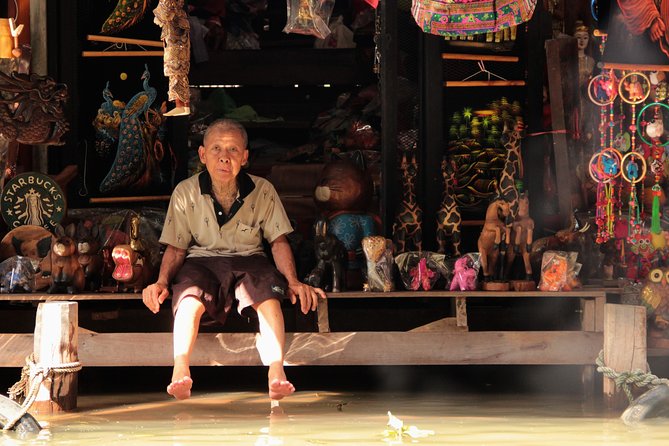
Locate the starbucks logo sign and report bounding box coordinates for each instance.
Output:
[1,172,66,231]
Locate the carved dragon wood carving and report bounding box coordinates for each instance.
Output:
[0,71,69,145]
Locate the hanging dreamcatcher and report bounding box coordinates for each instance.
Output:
[588,70,620,243]
[618,72,651,244]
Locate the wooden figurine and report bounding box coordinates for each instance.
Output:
[498,127,523,220]
[76,222,104,292]
[305,219,346,292]
[436,157,462,257]
[111,214,151,292]
[393,152,422,253]
[506,193,536,290]
[477,197,511,287]
[48,223,85,294]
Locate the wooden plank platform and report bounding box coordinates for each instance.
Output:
[0,331,603,367]
[0,289,608,368]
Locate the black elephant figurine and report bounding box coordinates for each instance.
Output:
[305,219,346,292]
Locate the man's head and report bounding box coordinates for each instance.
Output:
[199,119,249,185]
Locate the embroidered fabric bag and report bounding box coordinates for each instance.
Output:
[411,0,537,37]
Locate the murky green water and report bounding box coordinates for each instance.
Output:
[3,391,669,445]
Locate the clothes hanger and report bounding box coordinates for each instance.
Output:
[83,34,163,57]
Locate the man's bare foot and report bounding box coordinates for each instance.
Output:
[268,378,295,400]
[167,376,193,400]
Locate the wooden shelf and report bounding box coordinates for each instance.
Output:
[190,48,366,86]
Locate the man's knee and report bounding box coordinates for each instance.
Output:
[252,297,284,318]
[175,294,206,317]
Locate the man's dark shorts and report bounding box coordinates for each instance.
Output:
[170,255,288,325]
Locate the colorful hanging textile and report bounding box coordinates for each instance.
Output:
[411,0,537,37]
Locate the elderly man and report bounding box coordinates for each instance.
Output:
[142,118,326,401]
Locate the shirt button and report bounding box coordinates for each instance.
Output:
[218,211,222,215]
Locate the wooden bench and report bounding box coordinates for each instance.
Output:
[2,288,651,410]
[1,290,605,369]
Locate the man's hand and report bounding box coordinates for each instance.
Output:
[287,281,326,314]
[651,18,666,42]
[142,282,170,314]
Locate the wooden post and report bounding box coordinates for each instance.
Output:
[545,38,578,227]
[603,303,647,410]
[31,302,79,413]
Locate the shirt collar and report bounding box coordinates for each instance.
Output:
[198,170,255,199]
[198,170,256,226]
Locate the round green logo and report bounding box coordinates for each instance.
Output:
[1,172,66,231]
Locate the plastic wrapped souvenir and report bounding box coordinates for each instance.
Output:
[0,255,35,293]
[284,0,335,39]
[361,236,394,292]
[538,250,581,291]
[449,253,481,291]
[395,251,447,291]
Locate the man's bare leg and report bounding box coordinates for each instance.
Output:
[254,298,295,400]
[168,295,205,400]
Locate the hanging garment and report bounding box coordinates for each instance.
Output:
[411,0,537,37]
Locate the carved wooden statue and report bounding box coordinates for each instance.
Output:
[111,214,151,292]
[76,222,104,292]
[0,71,68,145]
[477,197,511,281]
[305,219,346,292]
[393,152,422,253]
[48,224,85,294]
[498,128,523,220]
[436,157,461,257]
[505,193,534,280]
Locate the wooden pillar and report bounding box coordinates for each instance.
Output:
[545,38,578,227]
[603,303,647,410]
[29,0,48,173]
[379,0,398,238]
[31,302,79,413]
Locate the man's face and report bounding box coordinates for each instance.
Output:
[198,127,248,184]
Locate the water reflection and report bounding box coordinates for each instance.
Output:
[2,391,669,445]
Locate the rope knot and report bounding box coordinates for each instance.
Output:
[3,353,82,432]
[595,349,669,404]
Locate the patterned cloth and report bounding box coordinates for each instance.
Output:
[411,0,537,37]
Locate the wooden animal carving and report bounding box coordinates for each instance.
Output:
[76,222,104,292]
[641,268,669,335]
[0,71,68,145]
[498,128,523,219]
[393,152,422,253]
[48,223,85,294]
[436,157,461,256]
[111,214,151,292]
[111,245,150,292]
[505,193,534,280]
[305,219,346,292]
[477,197,511,281]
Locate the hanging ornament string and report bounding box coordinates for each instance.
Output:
[589,148,622,242]
[589,72,620,243]
[637,101,669,235]
[620,151,647,238]
[619,71,651,231]
[619,71,651,151]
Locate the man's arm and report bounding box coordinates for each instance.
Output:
[142,244,187,314]
[270,234,326,314]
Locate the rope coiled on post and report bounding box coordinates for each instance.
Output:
[3,353,82,432]
[595,349,669,403]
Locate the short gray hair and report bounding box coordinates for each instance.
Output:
[203,118,248,148]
